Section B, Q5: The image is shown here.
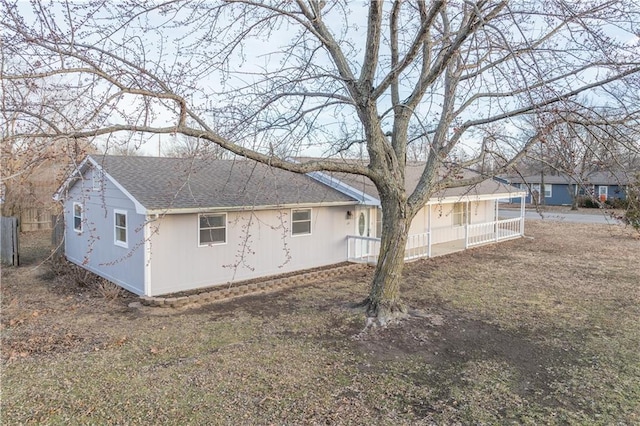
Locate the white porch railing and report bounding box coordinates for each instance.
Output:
[466,217,523,247]
[347,218,523,263]
[346,235,381,264]
[467,222,496,247]
[405,232,430,260]
[497,217,522,240]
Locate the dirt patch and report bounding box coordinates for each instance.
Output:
[353,308,578,408]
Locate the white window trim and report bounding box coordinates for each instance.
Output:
[531,183,552,200]
[114,209,128,248]
[73,202,83,233]
[291,208,312,237]
[198,213,227,247]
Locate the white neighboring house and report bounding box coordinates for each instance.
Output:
[54,155,526,297]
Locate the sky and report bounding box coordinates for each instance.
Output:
[6,1,639,160]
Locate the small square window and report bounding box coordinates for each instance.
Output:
[291,209,311,236]
[199,213,226,245]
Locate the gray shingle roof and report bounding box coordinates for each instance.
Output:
[88,155,357,211]
[506,171,634,186]
[311,161,523,201]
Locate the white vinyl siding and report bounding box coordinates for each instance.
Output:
[148,207,353,296]
[199,213,226,246]
[73,202,83,232]
[114,210,128,248]
[291,208,312,236]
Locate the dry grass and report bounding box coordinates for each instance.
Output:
[1,222,639,425]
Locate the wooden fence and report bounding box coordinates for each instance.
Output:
[1,216,19,266]
[20,207,55,231]
[51,214,65,260]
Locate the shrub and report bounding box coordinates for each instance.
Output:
[49,258,123,299]
[622,175,640,233]
[605,198,629,209]
[577,196,600,209]
[97,279,123,301]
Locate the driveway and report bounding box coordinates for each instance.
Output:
[499,208,622,225]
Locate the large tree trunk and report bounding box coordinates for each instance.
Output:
[364,198,412,326]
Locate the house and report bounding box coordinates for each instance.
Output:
[54,155,526,297]
[505,171,631,205]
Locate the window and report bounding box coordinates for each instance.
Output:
[452,202,468,226]
[73,202,83,232]
[358,212,366,236]
[291,209,311,236]
[531,183,552,199]
[114,210,128,247]
[92,169,103,191]
[199,213,226,245]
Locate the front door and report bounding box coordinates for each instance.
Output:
[598,186,608,202]
[354,208,372,259]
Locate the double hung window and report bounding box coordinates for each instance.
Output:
[291,209,311,236]
[199,213,226,245]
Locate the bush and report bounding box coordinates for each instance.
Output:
[577,196,600,209]
[49,258,123,299]
[605,198,629,209]
[622,176,640,233]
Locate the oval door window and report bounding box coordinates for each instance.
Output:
[358,212,366,236]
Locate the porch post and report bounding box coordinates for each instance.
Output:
[427,204,432,258]
[495,199,499,242]
[520,193,525,236]
[464,201,470,248]
[464,219,469,249]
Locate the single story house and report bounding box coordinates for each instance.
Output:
[54,155,526,296]
[505,171,631,205]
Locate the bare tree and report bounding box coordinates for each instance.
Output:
[2,0,639,323]
[164,134,230,159]
[522,105,639,209]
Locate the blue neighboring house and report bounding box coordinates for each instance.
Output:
[503,171,632,206]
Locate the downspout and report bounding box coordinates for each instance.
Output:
[143,215,154,296]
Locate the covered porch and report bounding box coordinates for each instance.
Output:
[346,199,525,264]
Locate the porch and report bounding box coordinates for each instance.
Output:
[346,217,523,264]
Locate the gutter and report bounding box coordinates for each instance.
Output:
[145,200,359,216]
[426,191,527,205]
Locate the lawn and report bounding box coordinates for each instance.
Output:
[1,221,639,425]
